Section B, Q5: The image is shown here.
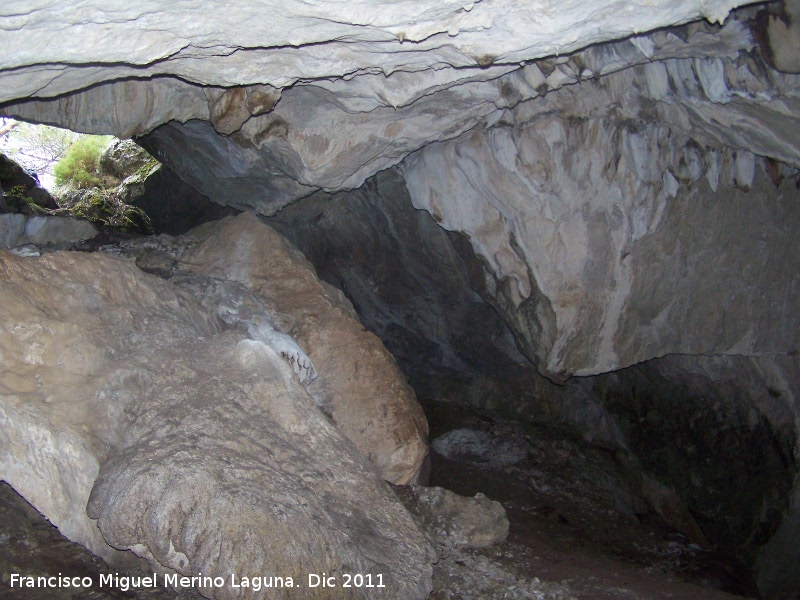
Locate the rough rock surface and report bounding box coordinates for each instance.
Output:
[175,213,430,485]
[118,161,238,236]
[5,7,798,382]
[0,213,97,249]
[402,61,800,378]
[0,1,753,105]
[394,485,509,548]
[268,168,537,412]
[98,138,238,235]
[0,250,434,599]
[269,166,799,597]
[0,6,774,210]
[0,152,57,213]
[585,354,800,598]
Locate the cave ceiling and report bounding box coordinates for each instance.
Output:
[2,0,800,379]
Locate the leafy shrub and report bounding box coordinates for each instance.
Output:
[53,135,113,189]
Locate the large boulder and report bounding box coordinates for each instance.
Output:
[177,213,430,484]
[0,250,434,599]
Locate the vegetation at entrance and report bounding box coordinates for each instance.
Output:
[4,185,46,214]
[2,119,153,233]
[0,119,79,183]
[53,135,113,189]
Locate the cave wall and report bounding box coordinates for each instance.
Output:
[271,166,800,596]
[401,49,800,378]
[5,5,800,381]
[269,169,537,410]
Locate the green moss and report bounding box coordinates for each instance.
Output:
[134,158,160,181]
[61,189,152,233]
[5,185,47,214]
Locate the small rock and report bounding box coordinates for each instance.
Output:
[10,244,40,257]
[432,428,530,468]
[394,484,509,548]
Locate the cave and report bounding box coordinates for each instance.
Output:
[1,1,800,599]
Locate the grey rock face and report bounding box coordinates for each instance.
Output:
[0,213,97,248]
[21,215,97,245]
[267,168,535,409]
[117,161,239,236]
[100,139,154,180]
[432,429,529,469]
[0,0,751,106]
[0,213,26,248]
[0,6,767,212]
[402,61,800,378]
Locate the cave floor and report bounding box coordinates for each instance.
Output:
[0,399,759,600]
[424,398,760,600]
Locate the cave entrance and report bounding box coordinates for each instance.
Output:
[1,119,237,240]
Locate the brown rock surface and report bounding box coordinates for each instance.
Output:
[0,249,434,599]
[177,213,430,484]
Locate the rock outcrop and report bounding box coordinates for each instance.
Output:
[268,168,531,408]
[267,165,799,596]
[0,249,434,598]
[0,5,778,211]
[0,213,97,250]
[101,139,238,235]
[0,152,57,213]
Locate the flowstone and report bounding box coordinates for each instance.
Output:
[0,250,434,599]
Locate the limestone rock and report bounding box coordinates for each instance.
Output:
[0,213,97,248]
[0,250,434,599]
[117,161,238,236]
[401,64,800,378]
[759,0,800,73]
[0,251,220,568]
[0,213,26,248]
[1,7,765,212]
[432,429,529,469]
[100,138,155,180]
[267,168,537,410]
[20,215,97,245]
[0,0,753,106]
[176,213,430,484]
[394,485,509,548]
